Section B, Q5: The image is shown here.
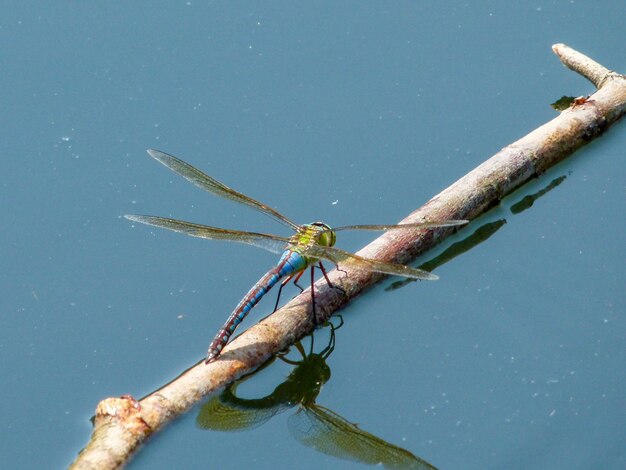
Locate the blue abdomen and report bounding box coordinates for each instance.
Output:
[277,249,308,276]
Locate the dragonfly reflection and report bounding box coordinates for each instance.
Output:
[197,319,437,469]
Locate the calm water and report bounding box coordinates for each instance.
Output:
[1,3,624,469]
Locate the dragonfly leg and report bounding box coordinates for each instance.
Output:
[292,272,306,293]
[311,263,346,326]
[310,266,318,327]
[318,262,346,296]
[308,262,346,327]
[336,264,349,279]
[273,274,296,313]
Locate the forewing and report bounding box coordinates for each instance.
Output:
[147,149,300,230]
[124,214,288,254]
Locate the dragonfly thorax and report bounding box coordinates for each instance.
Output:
[289,222,336,253]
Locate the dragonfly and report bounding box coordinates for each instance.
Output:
[125,149,467,363]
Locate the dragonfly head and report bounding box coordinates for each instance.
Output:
[311,222,336,247]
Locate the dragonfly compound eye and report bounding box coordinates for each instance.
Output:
[312,222,336,247]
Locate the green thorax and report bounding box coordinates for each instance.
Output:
[288,222,336,261]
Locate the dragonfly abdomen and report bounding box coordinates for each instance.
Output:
[206,250,308,362]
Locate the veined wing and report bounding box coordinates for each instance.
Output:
[124,215,288,254]
[146,149,300,231]
[289,405,436,469]
[196,393,288,432]
[305,244,438,280]
[333,220,468,232]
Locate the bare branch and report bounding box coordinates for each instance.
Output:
[70,44,626,469]
[552,43,613,88]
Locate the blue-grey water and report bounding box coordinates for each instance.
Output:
[1,2,624,469]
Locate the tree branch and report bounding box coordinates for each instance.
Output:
[552,43,611,87]
[70,44,626,469]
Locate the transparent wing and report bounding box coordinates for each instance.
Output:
[124,214,288,254]
[289,405,437,469]
[333,220,468,232]
[147,149,300,231]
[196,394,288,432]
[304,244,438,280]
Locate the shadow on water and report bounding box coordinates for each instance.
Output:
[197,319,437,470]
[509,175,567,214]
[386,173,568,291]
